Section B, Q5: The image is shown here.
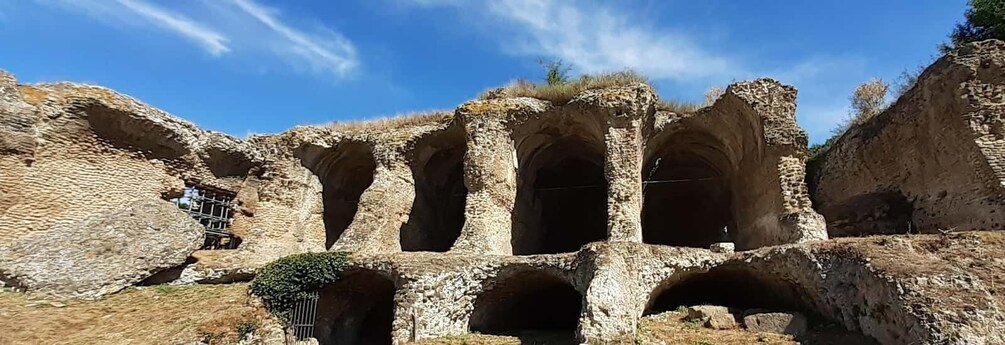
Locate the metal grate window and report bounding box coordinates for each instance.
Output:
[171,182,239,250]
[287,291,320,343]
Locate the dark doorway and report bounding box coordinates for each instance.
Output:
[514,137,607,255]
[643,138,734,248]
[470,271,582,339]
[314,270,396,345]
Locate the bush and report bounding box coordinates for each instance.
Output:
[249,251,349,322]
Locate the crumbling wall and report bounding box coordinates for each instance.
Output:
[814,40,1005,236]
[643,79,826,250]
[0,71,325,275]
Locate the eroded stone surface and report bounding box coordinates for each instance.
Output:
[813,40,1005,236]
[0,199,203,299]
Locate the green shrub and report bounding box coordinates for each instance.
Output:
[249,251,349,322]
[236,321,257,339]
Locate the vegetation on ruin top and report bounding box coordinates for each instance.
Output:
[249,251,349,322]
[479,62,702,113]
[326,110,453,133]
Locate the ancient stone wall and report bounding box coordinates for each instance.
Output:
[813,40,1005,236]
[0,71,327,278]
[291,80,826,257]
[1,69,835,342]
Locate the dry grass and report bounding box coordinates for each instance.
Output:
[326,110,453,133]
[833,231,1005,311]
[414,310,801,345]
[0,283,268,345]
[480,70,701,113]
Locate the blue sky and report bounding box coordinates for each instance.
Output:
[0,0,966,144]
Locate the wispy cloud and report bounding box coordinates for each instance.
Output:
[228,0,357,78]
[39,0,358,80]
[406,0,736,82]
[115,0,230,56]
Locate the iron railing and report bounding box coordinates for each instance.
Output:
[287,291,320,343]
[171,182,239,249]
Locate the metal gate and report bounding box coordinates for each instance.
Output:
[286,291,320,344]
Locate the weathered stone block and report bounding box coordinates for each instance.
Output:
[743,311,807,337]
[0,199,204,299]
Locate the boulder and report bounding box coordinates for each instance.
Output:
[706,312,739,330]
[743,311,808,337]
[687,305,732,322]
[0,199,204,299]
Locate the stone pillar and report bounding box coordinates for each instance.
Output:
[604,112,644,243]
[777,155,828,243]
[332,154,414,255]
[578,246,645,342]
[390,270,482,344]
[450,113,516,255]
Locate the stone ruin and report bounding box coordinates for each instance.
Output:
[2,40,1005,344]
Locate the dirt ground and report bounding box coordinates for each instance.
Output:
[0,283,270,345]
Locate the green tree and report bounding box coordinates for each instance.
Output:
[944,0,1005,52]
[540,59,571,86]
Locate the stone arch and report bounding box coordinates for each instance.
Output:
[301,141,377,249]
[469,269,582,339]
[512,125,607,255]
[644,266,803,316]
[401,126,467,252]
[313,269,396,345]
[642,130,737,248]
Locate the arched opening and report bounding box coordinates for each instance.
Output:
[402,129,467,252]
[469,270,581,339]
[318,142,377,249]
[645,267,803,315]
[644,267,877,343]
[513,135,607,255]
[314,270,396,345]
[642,132,735,248]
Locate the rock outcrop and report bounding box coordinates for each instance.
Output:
[812,40,1005,236]
[0,199,204,299]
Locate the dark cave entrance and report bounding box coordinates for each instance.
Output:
[469,271,582,338]
[643,135,735,248]
[513,136,608,255]
[645,267,803,315]
[314,270,396,345]
[319,142,377,249]
[402,133,467,252]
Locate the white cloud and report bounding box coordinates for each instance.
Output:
[38,0,358,80]
[406,0,736,81]
[44,0,229,56]
[228,0,358,78]
[114,0,230,56]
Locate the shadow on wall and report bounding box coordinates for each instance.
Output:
[643,131,736,248]
[401,127,467,252]
[82,103,191,160]
[513,134,608,255]
[312,142,377,250]
[469,270,582,340]
[313,269,396,345]
[821,191,914,237]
